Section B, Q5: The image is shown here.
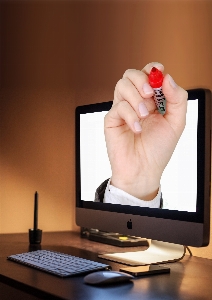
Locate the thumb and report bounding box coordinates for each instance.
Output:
[163,74,188,137]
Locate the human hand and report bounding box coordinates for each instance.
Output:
[104,62,188,200]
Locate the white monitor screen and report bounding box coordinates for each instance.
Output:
[80,99,198,212]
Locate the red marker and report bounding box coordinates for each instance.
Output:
[149,67,166,114]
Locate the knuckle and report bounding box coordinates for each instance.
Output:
[123,69,135,78]
[115,78,127,93]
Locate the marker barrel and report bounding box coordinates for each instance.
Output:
[152,87,166,115]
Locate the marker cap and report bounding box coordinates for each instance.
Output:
[149,67,164,88]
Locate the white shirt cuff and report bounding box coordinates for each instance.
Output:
[103,179,161,208]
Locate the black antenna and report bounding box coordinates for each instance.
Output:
[29,191,42,245]
[33,191,38,230]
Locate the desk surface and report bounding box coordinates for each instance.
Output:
[0,231,212,300]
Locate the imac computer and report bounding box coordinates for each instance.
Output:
[75,88,211,265]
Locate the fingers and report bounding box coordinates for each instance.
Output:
[114,77,151,118]
[107,62,186,135]
[113,67,157,119]
[110,69,152,134]
[114,62,165,112]
[109,62,164,133]
[163,74,188,136]
[105,100,143,133]
[122,69,154,100]
[105,61,187,142]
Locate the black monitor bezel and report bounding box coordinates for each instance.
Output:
[75,89,211,227]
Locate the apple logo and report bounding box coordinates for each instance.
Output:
[127,219,132,229]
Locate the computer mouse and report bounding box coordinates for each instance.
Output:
[84,270,134,285]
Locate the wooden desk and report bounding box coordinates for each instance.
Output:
[0,231,212,300]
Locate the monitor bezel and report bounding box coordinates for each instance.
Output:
[75,88,211,247]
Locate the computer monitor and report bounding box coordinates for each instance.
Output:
[75,88,211,264]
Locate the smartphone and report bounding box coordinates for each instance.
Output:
[119,265,170,277]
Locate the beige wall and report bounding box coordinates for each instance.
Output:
[1,0,212,258]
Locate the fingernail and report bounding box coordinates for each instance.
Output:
[134,121,142,132]
[168,74,178,88]
[139,102,149,117]
[142,82,153,95]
